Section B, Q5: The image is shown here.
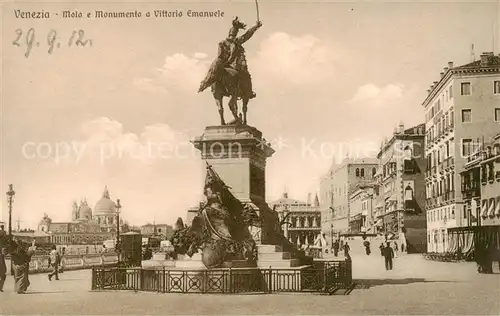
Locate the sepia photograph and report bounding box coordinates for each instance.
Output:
[0,0,499,314]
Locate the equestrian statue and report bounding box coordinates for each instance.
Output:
[198,17,263,125]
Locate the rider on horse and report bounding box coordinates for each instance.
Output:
[199,17,262,125]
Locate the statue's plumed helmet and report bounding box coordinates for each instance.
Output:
[228,16,246,37]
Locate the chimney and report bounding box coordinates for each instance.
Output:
[307,193,311,205]
[444,67,448,72]
[398,121,405,134]
[448,61,454,68]
[433,81,438,86]
[440,72,444,78]
[427,89,431,94]
[480,52,491,66]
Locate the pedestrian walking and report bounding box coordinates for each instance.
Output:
[363,240,371,255]
[343,242,351,261]
[401,243,405,253]
[333,240,339,257]
[11,242,34,294]
[383,242,395,270]
[379,243,384,256]
[0,248,7,292]
[393,241,399,257]
[48,245,61,281]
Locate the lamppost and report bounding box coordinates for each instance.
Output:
[115,199,121,245]
[6,184,15,244]
[115,198,122,263]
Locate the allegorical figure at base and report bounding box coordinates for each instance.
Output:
[198,17,262,125]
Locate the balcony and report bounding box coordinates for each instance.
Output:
[425,198,432,208]
[462,186,480,199]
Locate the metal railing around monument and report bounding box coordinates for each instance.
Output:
[91,260,352,294]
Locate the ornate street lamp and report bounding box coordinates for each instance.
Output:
[6,184,15,244]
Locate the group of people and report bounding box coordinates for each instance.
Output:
[0,225,63,294]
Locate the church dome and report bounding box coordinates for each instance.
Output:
[93,186,116,216]
[78,199,93,221]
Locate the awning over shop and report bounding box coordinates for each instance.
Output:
[481,200,488,218]
[487,199,496,217]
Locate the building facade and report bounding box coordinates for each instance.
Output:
[375,123,427,253]
[141,224,174,239]
[36,186,125,245]
[268,192,321,247]
[451,133,500,266]
[423,52,500,253]
[319,157,378,238]
[348,185,376,234]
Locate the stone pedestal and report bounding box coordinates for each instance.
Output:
[192,124,277,244]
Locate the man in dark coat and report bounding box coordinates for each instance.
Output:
[382,242,394,270]
[333,240,339,257]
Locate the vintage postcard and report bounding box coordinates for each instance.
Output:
[1,0,499,315]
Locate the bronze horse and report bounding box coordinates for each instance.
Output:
[198,17,262,125]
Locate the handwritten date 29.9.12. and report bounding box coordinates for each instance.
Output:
[12,28,92,58]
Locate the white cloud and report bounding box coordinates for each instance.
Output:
[349,83,405,106]
[193,52,208,59]
[134,53,210,94]
[252,32,344,85]
[14,117,203,227]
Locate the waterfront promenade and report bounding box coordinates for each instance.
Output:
[2,253,499,315]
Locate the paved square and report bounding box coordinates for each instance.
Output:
[2,254,499,315]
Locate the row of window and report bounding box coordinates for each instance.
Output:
[427,139,497,164]
[461,81,500,95]
[426,80,500,123]
[426,174,455,199]
[426,110,454,143]
[461,108,500,123]
[426,141,453,168]
[354,167,377,177]
[426,86,453,123]
[427,206,455,223]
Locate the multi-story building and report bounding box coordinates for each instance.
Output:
[451,133,500,261]
[140,223,174,239]
[348,184,376,234]
[423,52,500,253]
[319,157,378,238]
[374,123,427,253]
[268,192,321,247]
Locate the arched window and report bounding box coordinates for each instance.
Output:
[405,184,414,201]
[404,145,413,160]
[355,168,360,177]
[360,168,365,177]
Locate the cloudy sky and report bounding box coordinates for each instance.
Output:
[1,0,498,228]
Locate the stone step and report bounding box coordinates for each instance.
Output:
[256,258,301,268]
[257,244,283,253]
[258,252,293,261]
